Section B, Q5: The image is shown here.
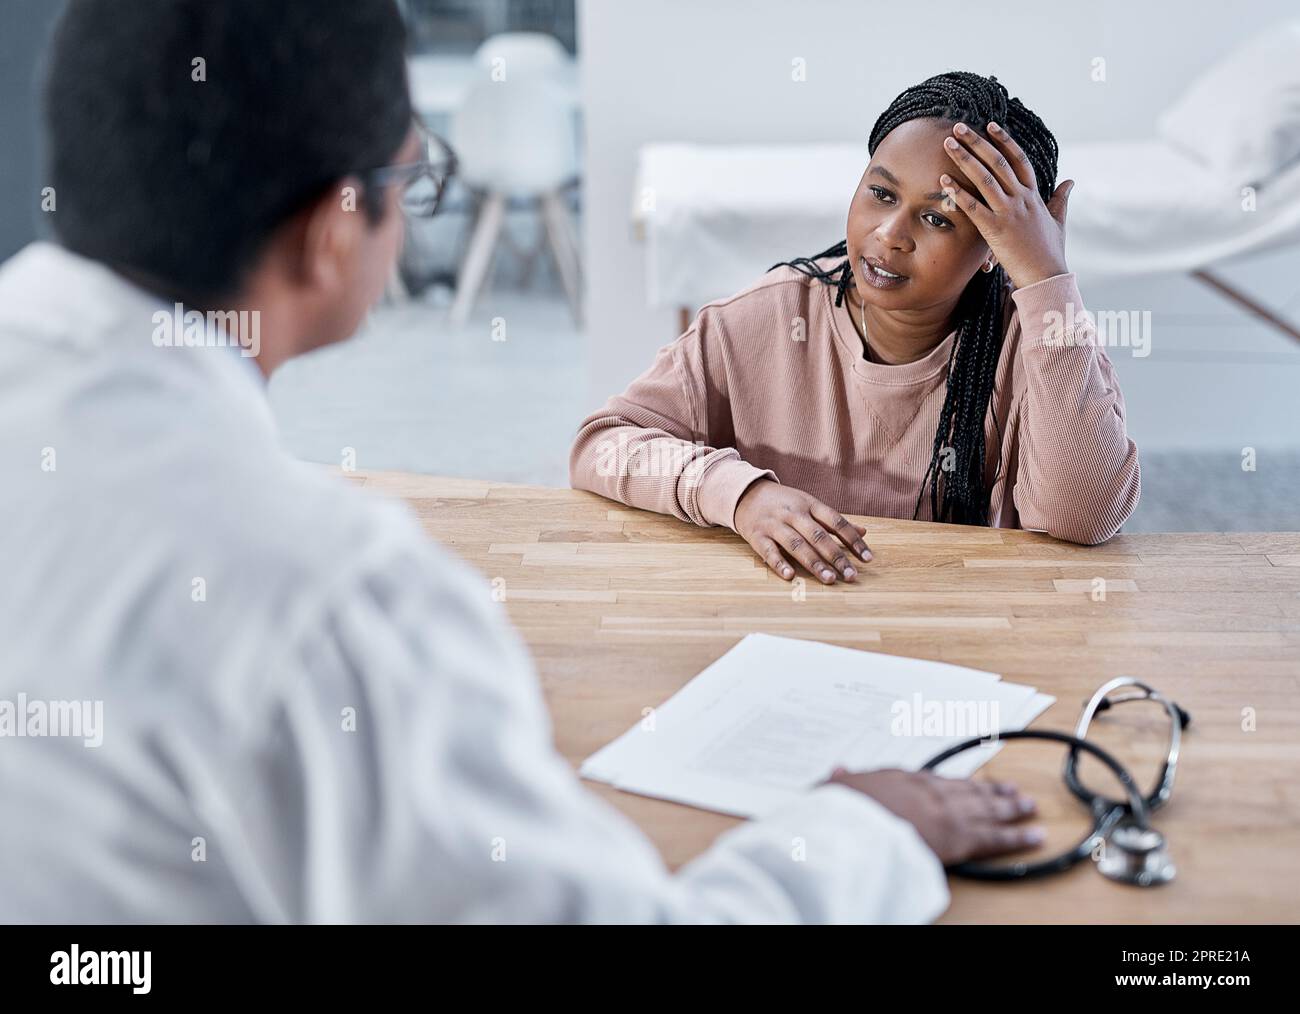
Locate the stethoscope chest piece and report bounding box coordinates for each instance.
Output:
[1098,823,1177,887]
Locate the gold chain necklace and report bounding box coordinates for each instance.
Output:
[851,286,874,363]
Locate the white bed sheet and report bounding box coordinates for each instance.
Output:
[635,143,866,310]
[1058,139,1300,277]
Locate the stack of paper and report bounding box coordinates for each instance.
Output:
[581,633,1054,819]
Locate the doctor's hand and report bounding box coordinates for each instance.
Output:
[827,767,1044,866]
[733,479,872,584]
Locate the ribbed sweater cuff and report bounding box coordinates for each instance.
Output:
[694,457,778,531]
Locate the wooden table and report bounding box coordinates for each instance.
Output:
[349,470,1300,923]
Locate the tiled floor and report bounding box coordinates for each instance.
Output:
[270,287,589,489]
[1121,449,1300,532]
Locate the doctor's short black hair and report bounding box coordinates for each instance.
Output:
[42,0,413,304]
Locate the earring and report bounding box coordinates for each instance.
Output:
[981,262,994,273]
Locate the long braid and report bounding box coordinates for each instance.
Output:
[772,71,1059,526]
[770,239,856,308]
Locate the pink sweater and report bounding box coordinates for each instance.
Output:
[570,263,1140,545]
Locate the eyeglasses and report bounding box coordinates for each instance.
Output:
[362,120,457,219]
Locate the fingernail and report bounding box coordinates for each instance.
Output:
[988,121,1001,133]
[821,569,834,582]
[781,566,793,578]
[861,549,873,562]
[1025,827,1046,844]
[1018,797,1036,814]
[940,173,952,184]
[944,137,959,149]
[954,122,968,134]
[843,566,856,579]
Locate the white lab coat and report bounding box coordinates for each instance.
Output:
[0,243,949,923]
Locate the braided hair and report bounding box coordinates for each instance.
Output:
[773,72,1059,526]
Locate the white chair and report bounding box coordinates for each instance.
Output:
[449,73,582,325]
[473,31,570,81]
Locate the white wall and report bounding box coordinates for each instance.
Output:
[578,0,1300,451]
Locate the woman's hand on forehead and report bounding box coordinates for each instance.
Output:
[937,120,1075,289]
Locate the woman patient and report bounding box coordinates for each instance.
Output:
[570,71,1140,584]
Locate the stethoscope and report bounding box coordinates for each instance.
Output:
[921,677,1190,887]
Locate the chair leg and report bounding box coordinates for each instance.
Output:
[541,190,582,326]
[384,261,409,303]
[450,191,506,327]
[506,207,545,290]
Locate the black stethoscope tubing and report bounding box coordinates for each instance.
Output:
[920,729,1150,881]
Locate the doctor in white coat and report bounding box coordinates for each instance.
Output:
[0,0,1043,924]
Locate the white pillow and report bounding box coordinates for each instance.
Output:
[1156,20,1300,187]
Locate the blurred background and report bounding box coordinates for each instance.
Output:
[2,0,1297,531]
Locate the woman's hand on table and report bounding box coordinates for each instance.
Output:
[733,479,872,584]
